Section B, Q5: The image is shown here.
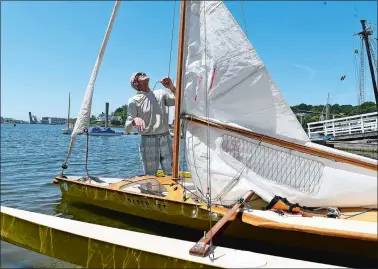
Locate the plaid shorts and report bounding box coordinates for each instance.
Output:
[140,132,173,176]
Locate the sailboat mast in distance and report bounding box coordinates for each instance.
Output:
[67,92,71,129]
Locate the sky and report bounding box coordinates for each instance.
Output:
[1,1,377,121]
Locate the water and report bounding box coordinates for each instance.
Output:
[1,124,377,268]
[1,124,199,268]
[1,124,154,268]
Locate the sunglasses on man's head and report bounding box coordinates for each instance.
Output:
[133,72,147,84]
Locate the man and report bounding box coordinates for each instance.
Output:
[125,72,176,176]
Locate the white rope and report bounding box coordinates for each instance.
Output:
[239,0,249,39]
[199,1,215,259]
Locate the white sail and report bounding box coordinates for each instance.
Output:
[181,1,377,207]
[65,1,121,158]
[182,1,309,145]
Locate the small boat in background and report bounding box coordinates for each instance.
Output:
[62,92,73,135]
[62,123,74,134]
[86,103,123,136]
[87,126,123,136]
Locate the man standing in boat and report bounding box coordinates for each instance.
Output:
[125,72,176,176]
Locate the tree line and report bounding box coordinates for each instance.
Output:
[88,105,128,126]
[291,101,377,128]
[77,101,376,128]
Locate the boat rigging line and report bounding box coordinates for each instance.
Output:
[239,0,249,39]
[358,20,378,111]
[168,0,177,79]
[153,0,177,91]
[202,0,215,260]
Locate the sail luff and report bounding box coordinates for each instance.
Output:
[172,0,187,179]
[183,114,377,171]
[65,1,121,159]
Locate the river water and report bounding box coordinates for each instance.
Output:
[1,123,376,268]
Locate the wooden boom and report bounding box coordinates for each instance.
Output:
[185,115,378,171]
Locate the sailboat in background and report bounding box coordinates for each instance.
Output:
[62,92,74,134]
[86,102,123,136]
[2,1,377,266]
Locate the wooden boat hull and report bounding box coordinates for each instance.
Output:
[55,176,377,262]
[1,206,341,268]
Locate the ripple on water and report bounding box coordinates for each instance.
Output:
[1,125,147,267]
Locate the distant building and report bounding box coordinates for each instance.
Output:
[295,112,308,117]
[41,117,67,125]
[110,115,122,122]
[4,118,14,123]
[0,117,4,124]
[97,114,105,122]
[29,112,39,124]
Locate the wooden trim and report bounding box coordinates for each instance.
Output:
[210,206,377,242]
[185,115,377,171]
[172,1,187,179]
[189,191,254,257]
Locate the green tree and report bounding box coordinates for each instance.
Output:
[330,104,341,114]
[359,101,377,114]
[110,119,122,126]
[113,105,128,123]
[296,103,311,112]
[339,105,354,116]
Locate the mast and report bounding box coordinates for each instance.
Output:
[67,92,71,129]
[172,0,187,179]
[359,20,378,111]
[105,102,109,128]
[325,93,330,120]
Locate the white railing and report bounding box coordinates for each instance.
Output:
[307,112,378,139]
